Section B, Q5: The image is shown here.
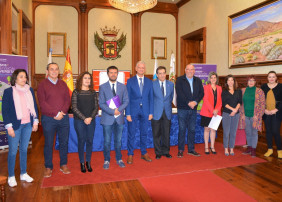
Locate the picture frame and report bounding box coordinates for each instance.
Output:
[228,0,282,68]
[151,37,167,59]
[47,32,67,57]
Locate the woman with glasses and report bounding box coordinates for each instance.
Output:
[238,75,265,157]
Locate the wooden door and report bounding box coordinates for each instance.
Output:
[180,27,206,76]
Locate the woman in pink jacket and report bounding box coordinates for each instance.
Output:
[200,72,222,154]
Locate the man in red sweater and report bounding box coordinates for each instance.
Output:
[37,62,71,178]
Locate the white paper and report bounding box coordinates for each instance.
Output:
[208,115,222,131]
[108,99,120,118]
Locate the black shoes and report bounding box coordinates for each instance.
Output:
[210,148,217,154]
[86,161,93,172]
[177,151,183,158]
[164,154,172,158]
[205,148,210,155]
[188,150,201,157]
[156,154,172,159]
[80,163,86,173]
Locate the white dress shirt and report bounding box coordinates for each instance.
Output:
[159,80,166,96]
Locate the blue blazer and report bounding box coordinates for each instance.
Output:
[99,81,129,125]
[2,87,39,130]
[125,76,153,117]
[152,80,174,120]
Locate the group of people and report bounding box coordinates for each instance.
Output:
[2,62,282,188]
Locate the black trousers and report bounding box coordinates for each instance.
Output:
[151,111,171,155]
[264,114,282,150]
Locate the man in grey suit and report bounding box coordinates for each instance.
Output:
[99,66,129,169]
[152,66,174,159]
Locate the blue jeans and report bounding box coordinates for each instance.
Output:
[127,107,150,155]
[7,123,32,177]
[245,117,258,148]
[102,121,124,161]
[178,109,197,152]
[74,118,95,163]
[42,115,69,169]
[222,112,239,149]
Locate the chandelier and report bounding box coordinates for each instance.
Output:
[108,0,157,14]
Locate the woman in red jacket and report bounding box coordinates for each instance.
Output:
[200,72,222,154]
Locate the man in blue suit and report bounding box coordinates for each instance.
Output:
[99,66,129,169]
[126,61,153,164]
[152,66,174,159]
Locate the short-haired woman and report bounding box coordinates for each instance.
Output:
[221,75,242,156]
[72,72,98,172]
[2,69,39,187]
[261,71,282,159]
[200,72,222,154]
[238,75,265,157]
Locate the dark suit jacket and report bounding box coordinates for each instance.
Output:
[125,76,153,117]
[152,79,174,120]
[99,81,129,125]
[2,87,39,130]
[175,75,204,110]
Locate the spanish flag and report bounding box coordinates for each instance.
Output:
[62,47,74,97]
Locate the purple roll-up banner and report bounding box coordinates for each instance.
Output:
[106,95,121,108]
[192,63,217,111]
[0,54,28,149]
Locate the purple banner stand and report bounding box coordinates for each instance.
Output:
[0,54,28,149]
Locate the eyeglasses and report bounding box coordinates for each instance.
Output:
[248,79,255,82]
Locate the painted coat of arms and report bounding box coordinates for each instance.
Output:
[94,26,126,60]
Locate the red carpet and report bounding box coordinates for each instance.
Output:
[42,142,265,188]
[139,171,256,202]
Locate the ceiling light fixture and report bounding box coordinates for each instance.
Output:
[108,0,157,14]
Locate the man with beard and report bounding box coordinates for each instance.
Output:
[99,66,129,169]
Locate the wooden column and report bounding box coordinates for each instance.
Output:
[0,0,12,53]
[18,9,23,55]
[131,13,142,76]
[78,1,88,74]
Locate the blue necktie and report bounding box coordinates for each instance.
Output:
[161,82,164,97]
[112,83,116,96]
[139,78,143,95]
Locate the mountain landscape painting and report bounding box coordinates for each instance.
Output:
[229,0,282,67]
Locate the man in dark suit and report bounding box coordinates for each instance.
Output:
[126,61,153,164]
[175,64,204,157]
[99,66,129,169]
[152,66,174,159]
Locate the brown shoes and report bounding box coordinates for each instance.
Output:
[141,153,152,162]
[60,165,71,174]
[127,155,133,164]
[44,168,52,178]
[127,154,152,164]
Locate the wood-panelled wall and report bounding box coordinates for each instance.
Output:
[31,0,179,90]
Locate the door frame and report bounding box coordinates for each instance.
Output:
[180,27,206,75]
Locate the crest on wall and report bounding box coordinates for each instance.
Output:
[94,26,126,60]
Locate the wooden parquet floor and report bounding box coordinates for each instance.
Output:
[0,128,281,202]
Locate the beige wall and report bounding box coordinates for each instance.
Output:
[12,0,32,22]
[179,0,282,76]
[141,12,176,75]
[88,8,132,72]
[35,5,78,74]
